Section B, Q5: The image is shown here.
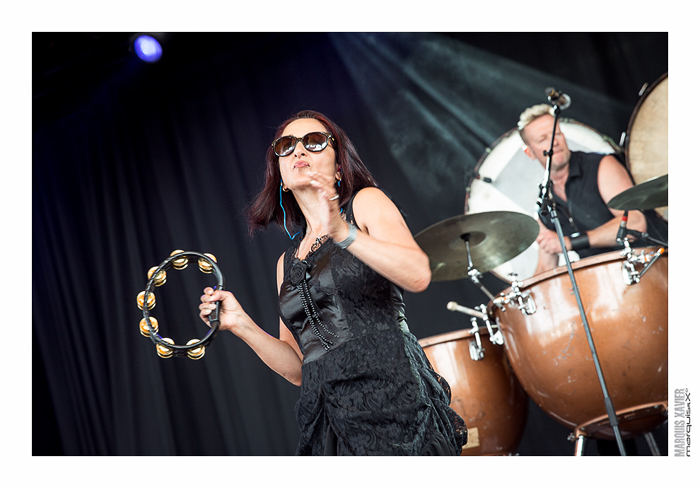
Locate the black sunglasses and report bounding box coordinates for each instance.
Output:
[271,131,335,157]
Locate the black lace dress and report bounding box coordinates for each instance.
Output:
[278,195,467,455]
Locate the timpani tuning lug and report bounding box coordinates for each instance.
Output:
[468,318,485,361]
[476,304,504,345]
[620,244,666,286]
[492,274,537,316]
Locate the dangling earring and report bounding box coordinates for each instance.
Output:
[281,182,289,192]
[335,173,344,215]
[280,184,299,240]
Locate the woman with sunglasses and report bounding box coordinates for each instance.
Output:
[200,110,466,455]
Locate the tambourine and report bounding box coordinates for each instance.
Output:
[137,250,224,359]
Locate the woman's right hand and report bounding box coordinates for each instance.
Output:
[200,283,303,386]
[199,287,251,334]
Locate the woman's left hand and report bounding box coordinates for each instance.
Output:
[307,170,348,241]
[329,186,432,293]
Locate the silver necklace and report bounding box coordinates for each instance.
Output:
[307,226,326,252]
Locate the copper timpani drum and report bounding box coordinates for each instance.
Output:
[490,249,668,440]
[419,329,528,455]
[625,73,668,220]
[465,119,621,282]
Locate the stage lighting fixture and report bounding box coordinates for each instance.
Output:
[133,35,163,63]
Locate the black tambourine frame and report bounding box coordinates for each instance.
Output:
[139,251,224,359]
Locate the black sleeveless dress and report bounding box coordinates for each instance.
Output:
[278,193,467,455]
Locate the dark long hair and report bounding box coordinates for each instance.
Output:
[246,110,378,235]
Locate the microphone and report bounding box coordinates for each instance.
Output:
[545,87,572,110]
[616,210,629,244]
[446,301,486,319]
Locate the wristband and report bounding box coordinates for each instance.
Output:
[336,222,358,249]
[569,232,590,251]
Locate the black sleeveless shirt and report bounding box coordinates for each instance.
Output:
[539,151,668,258]
[539,151,621,258]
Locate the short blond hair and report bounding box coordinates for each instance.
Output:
[517,104,554,143]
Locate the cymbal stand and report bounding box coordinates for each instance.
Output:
[537,103,627,456]
[462,234,495,301]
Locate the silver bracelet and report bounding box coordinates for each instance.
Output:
[336,222,357,249]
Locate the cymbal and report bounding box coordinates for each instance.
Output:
[414,211,539,282]
[607,174,668,211]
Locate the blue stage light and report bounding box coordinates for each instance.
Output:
[133,35,163,63]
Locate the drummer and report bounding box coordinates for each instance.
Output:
[517,104,647,274]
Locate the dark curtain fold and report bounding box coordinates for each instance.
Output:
[33,32,668,455]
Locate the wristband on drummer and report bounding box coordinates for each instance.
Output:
[569,232,590,251]
[336,222,358,249]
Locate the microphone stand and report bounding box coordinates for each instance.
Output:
[624,229,668,248]
[537,104,627,456]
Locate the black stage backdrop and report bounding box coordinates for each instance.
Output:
[33,32,668,456]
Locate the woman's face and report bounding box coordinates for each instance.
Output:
[278,118,338,191]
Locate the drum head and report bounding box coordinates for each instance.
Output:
[626,73,668,220]
[465,119,619,281]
